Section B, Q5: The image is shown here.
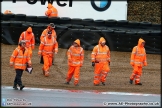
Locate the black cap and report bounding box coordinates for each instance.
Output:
[49,23,55,28]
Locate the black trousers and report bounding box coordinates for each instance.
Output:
[14,69,23,86]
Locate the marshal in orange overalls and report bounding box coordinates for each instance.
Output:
[65,39,84,86]
[19,27,35,58]
[38,31,58,77]
[91,37,110,86]
[129,38,147,85]
[45,3,58,17]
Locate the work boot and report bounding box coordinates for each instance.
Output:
[20,85,25,90]
[75,84,79,86]
[101,82,105,86]
[135,83,142,85]
[13,84,18,90]
[64,82,69,85]
[129,79,133,84]
[94,84,99,86]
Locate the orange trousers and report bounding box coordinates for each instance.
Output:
[42,55,53,75]
[94,62,110,85]
[66,66,80,85]
[130,65,142,84]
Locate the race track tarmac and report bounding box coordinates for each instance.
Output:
[1,86,161,107]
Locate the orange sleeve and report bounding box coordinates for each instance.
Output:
[26,49,32,65]
[40,29,46,41]
[67,46,72,60]
[80,48,84,65]
[54,40,58,53]
[10,48,19,66]
[38,39,45,55]
[31,33,35,49]
[45,9,52,16]
[19,32,25,43]
[143,48,147,66]
[91,46,97,62]
[107,46,110,62]
[130,46,137,65]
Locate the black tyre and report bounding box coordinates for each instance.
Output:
[48,17,60,24]
[37,16,48,23]
[140,21,152,26]
[71,24,84,29]
[117,20,128,25]
[128,21,139,26]
[71,18,82,24]
[60,17,71,24]
[101,29,114,33]
[26,15,37,22]
[105,19,117,25]
[3,14,15,20]
[10,21,22,27]
[114,30,126,34]
[1,21,10,26]
[149,31,161,36]
[14,14,26,21]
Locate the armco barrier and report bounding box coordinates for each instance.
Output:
[1,14,161,54]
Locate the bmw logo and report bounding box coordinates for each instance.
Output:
[91,0,111,12]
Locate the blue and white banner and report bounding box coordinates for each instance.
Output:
[1,0,127,20]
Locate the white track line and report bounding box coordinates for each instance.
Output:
[1,86,160,96]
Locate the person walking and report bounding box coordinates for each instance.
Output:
[18,26,35,58]
[45,3,58,17]
[64,39,84,86]
[10,40,32,90]
[40,23,57,65]
[91,37,110,86]
[38,31,58,77]
[129,38,147,85]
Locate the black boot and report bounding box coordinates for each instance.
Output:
[129,79,133,84]
[135,83,142,85]
[102,82,105,86]
[13,83,18,90]
[64,82,69,85]
[19,85,25,90]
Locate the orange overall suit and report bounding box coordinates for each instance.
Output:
[38,31,58,77]
[19,27,35,58]
[129,38,147,85]
[45,3,58,17]
[65,39,84,86]
[40,23,57,65]
[91,37,110,86]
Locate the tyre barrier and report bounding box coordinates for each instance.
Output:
[1,18,161,54]
[71,18,82,25]
[2,14,15,21]
[82,18,94,26]
[105,19,117,26]
[117,20,128,26]
[59,17,71,24]
[48,17,60,24]
[14,14,26,21]
[37,16,49,23]
[26,15,37,22]
[10,21,23,27]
